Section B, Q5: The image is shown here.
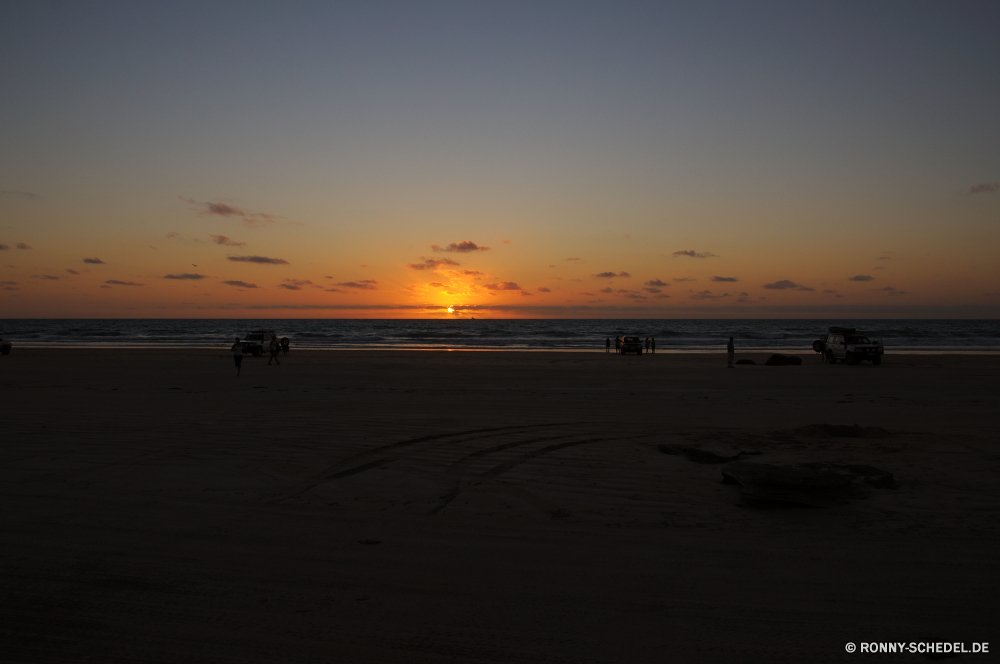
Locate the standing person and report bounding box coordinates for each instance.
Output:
[268,333,281,366]
[727,337,735,368]
[645,337,650,353]
[231,336,244,376]
[651,336,656,354]
[605,337,611,353]
[615,336,621,354]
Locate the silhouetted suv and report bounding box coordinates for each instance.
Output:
[814,327,883,365]
[620,336,644,355]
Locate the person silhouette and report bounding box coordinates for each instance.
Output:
[231,336,244,376]
[645,337,650,353]
[268,333,281,366]
[727,337,735,368]
[615,336,621,354]
[651,336,656,354]
[605,337,611,353]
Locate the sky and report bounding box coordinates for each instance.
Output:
[1,0,998,318]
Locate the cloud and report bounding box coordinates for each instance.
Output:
[967,183,999,195]
[872,286,910,296]
[278,284,303,290]
[763,280,814,291]
[407,257,460,270]
[877,255,891,260]
[16,242,31,250]
[227,255,288,264]
[33,274,63,280]
[166,232,181,240]
[823,289,838,294]
[164,273,207,280]
[210,234,246,247]
[537,286,551,292]
[105,280,143,286]
[690,290,731,300]
[283,279,314,287]
[336,279,377,290]
[594,271,630,279]
[0,190,41,199]
[429,282,445,288]
[222,280,259,288]
[482,282,521,291]
[643,287,662,294]
[520,290,533,296]
[712,276,738,282]
[599,287,614,293]
[565,257,582,261]
[673,250,716,258]
[324,287,345,293]
[848,275,874,282]
[66,269,79,275]
[0,244,7,250]
[673,277,695,282]
[83,257,105,264]
[502,239,511,244]
[645,279,668,287]
[431,240,491,253]
[181,196,281,227]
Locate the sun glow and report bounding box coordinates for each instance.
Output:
[447,307,454,313]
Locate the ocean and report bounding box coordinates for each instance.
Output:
[1,319,998,353]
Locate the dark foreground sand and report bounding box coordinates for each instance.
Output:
[2,349,998,663]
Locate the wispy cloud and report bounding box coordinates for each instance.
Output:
[105,280,143,286]
[16,242,31,250]
[565,257,582,261]
[712,276,737,282]
[180,196,282,227]
[83,257,105,264]
[537,286,551,292]
[763,280,814,291]
[210,234,246,247]
[690,290,731,300]
[594,271,630,279]
[166,232,181,240]
[0,190,40,199]
[643,287,662,294]
[645,279,668,287]
[673,250,716,258]
[164,273,206,280]
[483,282,521,291]
[336,279,377,290]
[0,244,7,250]
[282,279,314,289]
[406,257,460,270]
[848,275,874,282]
[66,269,79,275]
[222,280,259,288]
[33,274,63,280]
[430,240,490,253]
[227,255,288,264]
[278,284,302,290]
[599,287,614,294]
[872,286,910,296]
[967,182,999,195]
[673,277,695,283]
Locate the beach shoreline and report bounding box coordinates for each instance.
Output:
[3,349,998,662]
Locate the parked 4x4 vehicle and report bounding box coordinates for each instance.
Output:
[620,336,644,355]
[241,329,289,356]
[813,327,883,365]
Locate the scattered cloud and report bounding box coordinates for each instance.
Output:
[83,257,105,264]
[673,277,695,283]
[643,287,662,294]
[565,257,582,261]
[645,279,668,287]
[673,250,716,258]
[537,287,551,292]
[66,269,79,275]
[227,255,288,264]
[967,182,999,195]
[502,239,512,244]
[16,242,31,250]
[712,276,738,282]
[324,287,344,293]
[336,279,377,290]
[690,290,731,300]
[431,240,490,253]
[407,257,460,270]
[166,232,181,240]
[848,275,874,282]
[222,280,259,288]
[520,291,533,296]
[33,274,63,280]
[210,234,246,247]
[0,244,7,250]
[877,255,891,260]
[872,286,910,296]
[283,279,314,287]
[483,282,521,291]
[763,279,814,291]
[599,287,614,294]
[278,284,302,290]
[164,273,206,280]
[594,271,630,279]
[429,282,445,288]
[0,190,41,199]
[105,280,143,286]
[180,196,282,227]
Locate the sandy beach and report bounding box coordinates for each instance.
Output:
[2,348,998,662]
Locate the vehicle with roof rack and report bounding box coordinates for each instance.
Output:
[813,327,883,365]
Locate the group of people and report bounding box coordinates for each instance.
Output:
[605,336,657,353]
[230,333,282,376]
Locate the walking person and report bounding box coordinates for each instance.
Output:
[268,333,281,366]
[605,337,611,353]
[727,336,735,368]
[231,336,244,376]
[615,336,621,354]
[651,336,656,354]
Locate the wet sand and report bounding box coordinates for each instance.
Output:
[2,349,998,662]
